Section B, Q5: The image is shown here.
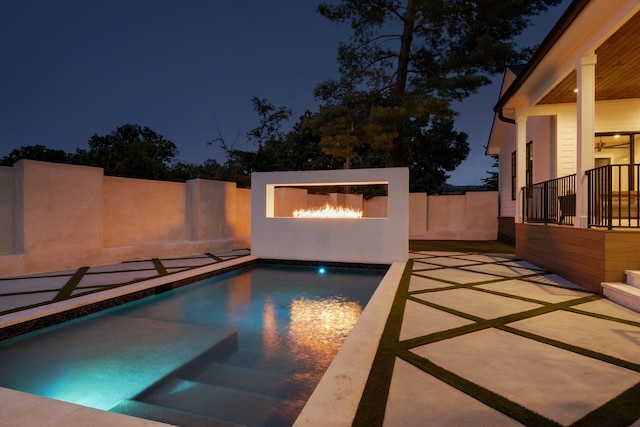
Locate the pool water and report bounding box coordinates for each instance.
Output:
[0,264,385,426]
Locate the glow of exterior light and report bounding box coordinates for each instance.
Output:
[318,267,326,274]
[293,203,363,218]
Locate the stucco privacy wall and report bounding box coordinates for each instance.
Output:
[14,160,104,274]
[0,166,16,254]
[103,176,189,246]
[0,160,250,277]
[252,168,409,264]
[409,191,498,240]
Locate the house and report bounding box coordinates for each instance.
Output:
[487,0,640,296]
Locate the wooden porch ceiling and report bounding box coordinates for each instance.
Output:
[538,10,640,104]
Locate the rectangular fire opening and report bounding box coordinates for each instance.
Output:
[270,183,389,218]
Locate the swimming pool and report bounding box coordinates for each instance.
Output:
[0,263,386,426]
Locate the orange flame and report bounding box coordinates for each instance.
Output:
[293,203,363,218]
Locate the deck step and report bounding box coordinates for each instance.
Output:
[602,282,640,313]
[139,378,292,427]
[110,399,241,427]
[625,270,640,288]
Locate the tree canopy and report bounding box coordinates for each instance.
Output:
[0,144,72,166]
[74,124,179,180]
[308,0,562,188]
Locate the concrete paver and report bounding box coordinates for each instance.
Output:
[412,328,640,425]
[384,358,524,427]
[2,248,640,426]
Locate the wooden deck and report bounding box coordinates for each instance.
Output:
[516,223,640,292]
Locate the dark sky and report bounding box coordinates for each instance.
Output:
[0,0,569,185]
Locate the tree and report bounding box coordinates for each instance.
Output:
[408,116,469,193]
[0,144,72,166]
[483,155,499,191]
[167,159,225,182]
[246,97,293,148]
[74,124,178,180]
[317,0,561,101]
[313,0,562,184]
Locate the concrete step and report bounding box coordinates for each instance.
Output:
[602,282,640,313]
[183,361,302,400]
[110,399,241,427]
[139,378,291,427]
[625,270,640,288]
[221,350,301,376]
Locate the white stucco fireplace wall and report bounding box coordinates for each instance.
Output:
[251,168,408,264]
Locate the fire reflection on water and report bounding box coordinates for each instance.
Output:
[288,297,361,359]
[262,295,362,374]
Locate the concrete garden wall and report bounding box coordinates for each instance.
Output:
[0,160,250,277]
[0,160,498,277]
[409,191,498,240]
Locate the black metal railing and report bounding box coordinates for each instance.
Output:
[587,164,640,229]
[522,174,576,226]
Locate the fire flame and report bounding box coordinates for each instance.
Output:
[293,203,363,218]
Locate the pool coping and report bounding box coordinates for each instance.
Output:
[0,256,404,426]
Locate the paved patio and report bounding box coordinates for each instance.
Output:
[1,249,640,426]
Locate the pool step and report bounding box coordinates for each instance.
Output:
[138,378,292,427]
[183,361,302,400]
[110,399,242,427]
[221,349,309,376]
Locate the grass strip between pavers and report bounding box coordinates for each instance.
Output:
[397,348,562,427]
[53,266,89,302]
[569,381,640,427]
[152,258,169,276]
[205,252,224,262]
[499,324,640,373]
[377,251,640,426]
[351,260,413,427]
[409,240,516,254]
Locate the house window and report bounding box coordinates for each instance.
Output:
[594,132,640,191]
[525,141,533,186]
[511,151,516,200]
[594,133,638,165]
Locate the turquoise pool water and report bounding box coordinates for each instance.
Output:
[0,264,385,426]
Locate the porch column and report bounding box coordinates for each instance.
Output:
[516,114,528,223]
[575,53,597,228]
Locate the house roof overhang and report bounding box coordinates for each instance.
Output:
[493,0,640,122]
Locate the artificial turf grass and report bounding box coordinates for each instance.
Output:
[410,239,516,254]
[53,266,89,302]
[354,251,640,426]
[152,258,169,276]
[352,260,413,427]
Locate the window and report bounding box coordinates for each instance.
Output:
[524,141,533,198]
[511,151,516,200]
[525,141,533,187]
[594,132,640,191]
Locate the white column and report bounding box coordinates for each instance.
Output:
[516,115,528,223]
[575,53,597,228]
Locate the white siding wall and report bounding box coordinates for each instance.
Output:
[550,99,640,179]
[556,104,578,178]
[527,116,555,184]
[499,124,517,218]
[595,99,640,132]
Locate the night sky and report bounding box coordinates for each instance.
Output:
[0,0,569,185]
